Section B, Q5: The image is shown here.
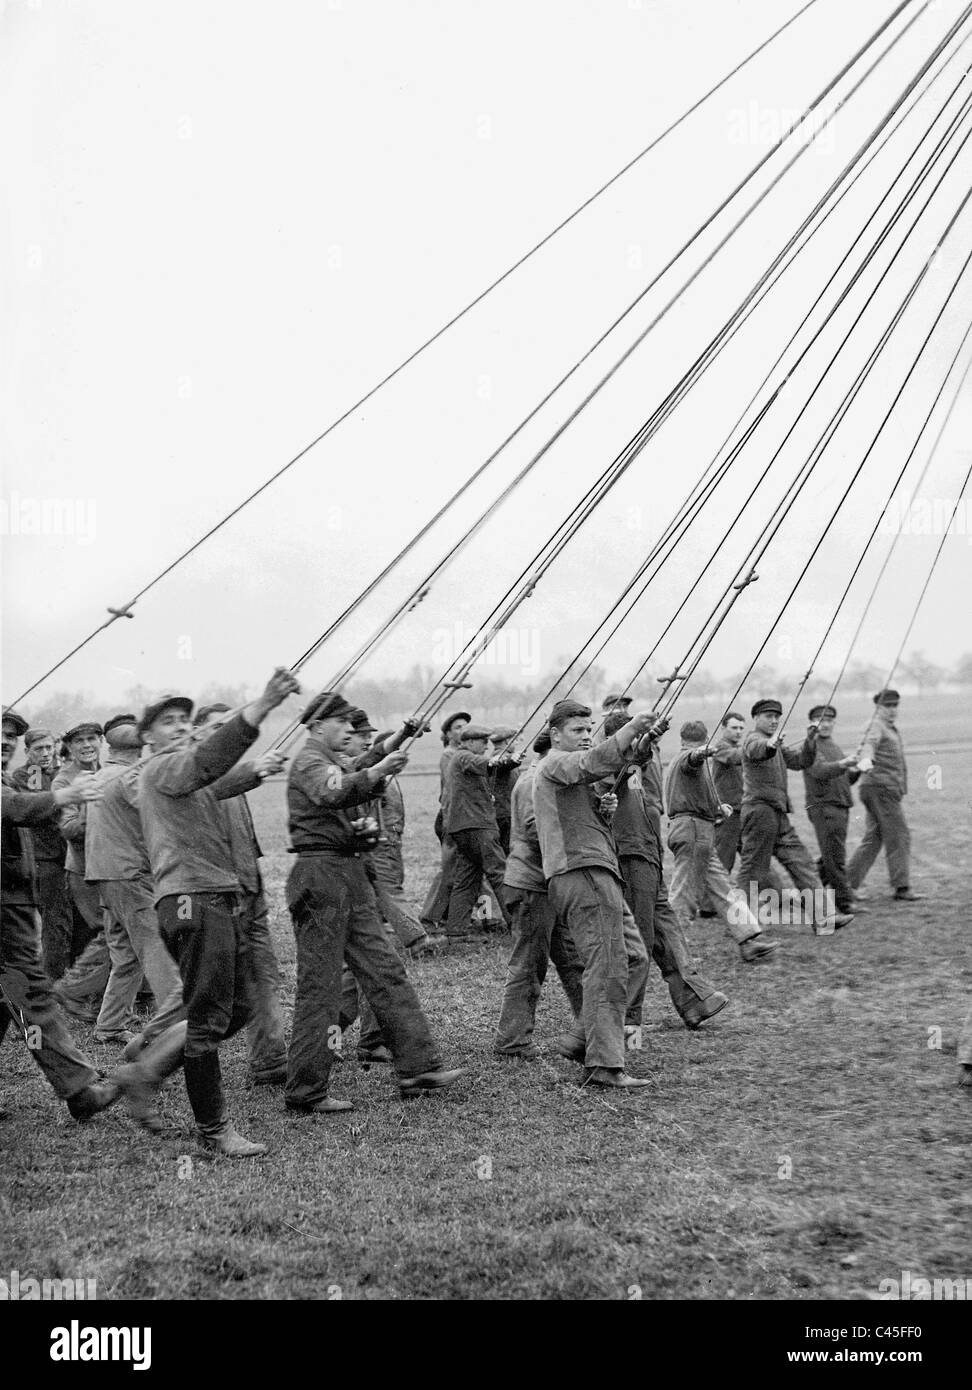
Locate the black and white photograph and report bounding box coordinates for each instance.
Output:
[2,0,970,1335]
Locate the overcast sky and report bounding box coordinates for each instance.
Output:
[3,0,971,712]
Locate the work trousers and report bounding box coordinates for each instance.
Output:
[445,827,510,934]
[958,1003,972,1067]
[370,839,426,949]
[285,855,439,1107]
[618,853,716,1023]
[848,787,911,893]
[100,876,184,1046]
[668,816,761,943]
[494,889,584,1055]
[34,859,74,981]
[548,866,650,1071]
[0,901,98,1101]
[737,803,821,902]
[240,884,288,1080]
[157,890,254,1130]
[68,870,103,960]
[714,814,742,874]
[808,805,853,913]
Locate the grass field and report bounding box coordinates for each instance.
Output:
[2,695,970,1300]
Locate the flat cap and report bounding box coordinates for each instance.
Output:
[349,708,377,733]
[63,721,104,743]
[460,723,492,743]
[532,727,551,756]
[300,691,356,726]
[24,726,54,747]
[441,710,471,735]
[601,692,632,709]
[103,713,137,737]
[751,698,783,718]
[873,688,900,706]
[1,707,29,736]
[808,704,837,721]
[193,703,231,726]
[137,697,193,737]
[489,725,517,743]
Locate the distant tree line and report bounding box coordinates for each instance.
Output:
[16,650,971,740]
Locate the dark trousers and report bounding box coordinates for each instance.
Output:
[737,803,820,897]
[494,889,584,1054]
[618,854,714,1023]
[157,891,254,1130]
[0,900,98,1101]
[714,815,741,874]
[285,855,439,1107]
[445,827,510,934]
[34,859,74,981]
[848,787,911,892]
[68,870,103,962]
[808,805,853,913]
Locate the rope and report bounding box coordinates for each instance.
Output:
[508,30,972,746]
[393,1,942,739]
[5,0,917,709]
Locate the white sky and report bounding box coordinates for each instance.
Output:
[3,0,971,711]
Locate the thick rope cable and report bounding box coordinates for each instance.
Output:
[775,319,972,736]
[507,40,972,745]
[824,343,972,711]
[691,204,972,743]
[7,0,920,710]
[310,0,934,707]
[853,450,972,755]
[390,3,944,740]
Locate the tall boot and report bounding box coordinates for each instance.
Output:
[186,1051,266,1158]
[115,1021,186,1133]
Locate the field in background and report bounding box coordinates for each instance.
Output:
[2,696,969,1299]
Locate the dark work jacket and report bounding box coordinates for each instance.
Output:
[288,741,380,855]
[803,736,859,812]
[741,731,816,814]
[444,750,499,835]
[9,765,65,862]
[2,778,60,905]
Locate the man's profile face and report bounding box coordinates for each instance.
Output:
[313,715,353,754]
[815,715,835,739]
[723,717,744,746]
[27,736,55,769]
[1,721,19,770]
[880,703,899,725]
[447,719,469,747]
[553,716,593,753]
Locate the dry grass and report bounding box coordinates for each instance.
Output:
[1,695,969,1300]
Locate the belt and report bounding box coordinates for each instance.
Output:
[292,848,362,860]
[669,811,715,822]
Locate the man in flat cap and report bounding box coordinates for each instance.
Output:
[367,725,430,957]
[802,705,861,920]
[488,726,521,855]
[596,709,731,1033]
[80,714,148,1043]
[51,721,111,1021]
[664,720,779,961]
[442,724,515,940]
[418,710,471,930]
[191,703,289,1085]
[134,668,300,1156]
[9,725,73,979]
[494,726,585,1058]
[286,691,462,1113]
[601,692,633,714]
[532,698,654,1089]
[738,699,853,933]
[2,707,119,1122]
[847,690,919,902]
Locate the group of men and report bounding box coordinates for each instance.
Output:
[0,674,954,1155]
